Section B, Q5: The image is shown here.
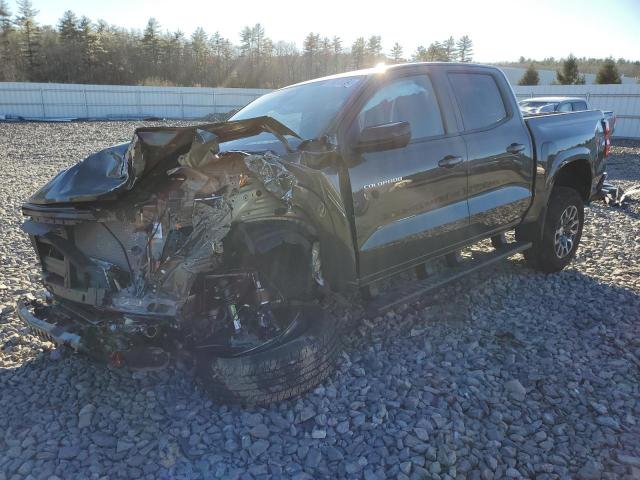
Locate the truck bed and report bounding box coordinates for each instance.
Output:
[524,110,605,163]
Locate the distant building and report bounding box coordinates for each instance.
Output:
[497,66,638,85]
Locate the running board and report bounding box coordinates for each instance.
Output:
[366,241,532,314]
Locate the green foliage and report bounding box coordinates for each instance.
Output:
[556,54,585,85]
[595,58,621,84]
[518,64,540,85]
[350,37,366,69]
[413,35,469,62]
[15,0,40,78]
[3,6,640,89]
[0,0,17,80]
[58,10,79,41]
[499,57,640,79]
[390,42,403,64]
[0,8,480,87]
[456,35,473,62]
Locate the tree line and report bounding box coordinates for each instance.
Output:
[517,54,630,85]
[0,0,474,87]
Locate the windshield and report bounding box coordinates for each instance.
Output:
[231,76,365,139]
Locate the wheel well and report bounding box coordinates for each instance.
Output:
[553,160,591,201]
[224,222,315,300]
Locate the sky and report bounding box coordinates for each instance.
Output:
[8,0,640,62]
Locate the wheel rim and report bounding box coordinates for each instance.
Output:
[554,205,580,258]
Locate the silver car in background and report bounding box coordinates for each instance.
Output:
[519,96,616,133]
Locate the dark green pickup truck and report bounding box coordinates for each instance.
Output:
[18,63,611,404]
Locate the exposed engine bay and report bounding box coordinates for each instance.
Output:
[18,118,327,370]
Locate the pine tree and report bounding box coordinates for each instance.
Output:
[365,35,382,65]
[0,0,16,80]
[58,10,79,41]
[456,35,473,62]
[413,45,428,62]
[390,42,403,64]
[443,36,456,61]
[15,0,40,78]
[350,37,366,69]
[0,0,12,33]
[331,36,342,55]
[190,27,208,86]
[556,54,585,85]
[426,41,447,61]
[78,16,102,74]
[142,18,162,77]
[302,32,320,78]
[518,64,540,85]
[596,58,621,84]
[331,36,342,73]
[319,36,332,76]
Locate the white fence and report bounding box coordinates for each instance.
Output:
[513,84,640,139]
[1,82,639,140]
[0,82,271,120]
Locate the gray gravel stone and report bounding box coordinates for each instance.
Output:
[249,424,269,439]
[504,379,526,401]
[0,126,639,479]
[617,453,640,467]
[248,439,269,458]
[58,446,80,460]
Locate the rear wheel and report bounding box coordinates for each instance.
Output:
[523,187,584,273]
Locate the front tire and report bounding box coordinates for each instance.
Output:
[195,241,340,405]
[523,187,584,273]
[196,304,341,406]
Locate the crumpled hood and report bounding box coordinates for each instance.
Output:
[27,116,299,205]
[28,143,132,204]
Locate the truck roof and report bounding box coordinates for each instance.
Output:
[286,62,505,88]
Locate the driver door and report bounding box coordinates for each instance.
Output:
[345,72,469,282]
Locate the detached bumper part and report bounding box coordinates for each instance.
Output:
[17,299,84,351]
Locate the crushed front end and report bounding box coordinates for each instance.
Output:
[18,118,321,370]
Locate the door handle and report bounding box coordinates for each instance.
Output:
[438,155,463,168]
[506,143,525,154]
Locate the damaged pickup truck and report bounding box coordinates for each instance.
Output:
[18,63,611,404]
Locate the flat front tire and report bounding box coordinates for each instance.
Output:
[195,242,340,405]
[195,304,341,406]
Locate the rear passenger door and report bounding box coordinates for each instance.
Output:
[448,70,534,238]
[345,71,468,281]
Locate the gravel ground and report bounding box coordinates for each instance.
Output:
[0,122,639,480]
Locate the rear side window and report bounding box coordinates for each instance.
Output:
[572,101,587,111]
[448,73,507,130]
[357,75,444,140]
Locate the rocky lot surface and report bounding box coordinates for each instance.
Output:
[0,122,639,480]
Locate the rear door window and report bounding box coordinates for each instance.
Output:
[357,75,444,140]
[557,102,572,112]
[448,73,507,130]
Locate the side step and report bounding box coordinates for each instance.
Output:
[366,241,532,314]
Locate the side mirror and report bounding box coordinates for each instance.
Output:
[354,121,411,153]
[297,135,336,154]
